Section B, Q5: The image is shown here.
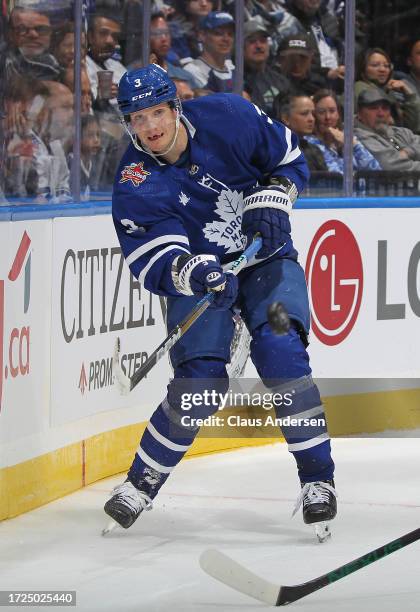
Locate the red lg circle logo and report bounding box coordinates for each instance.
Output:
[305,220,363,345]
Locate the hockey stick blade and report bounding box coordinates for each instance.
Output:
[200,527,420,606]
[200,549,280,605]
[112,337,131,395]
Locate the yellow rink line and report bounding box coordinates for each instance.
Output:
[1,387,420,521]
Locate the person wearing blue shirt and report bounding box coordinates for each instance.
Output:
[105,64,337,538]
[306,88,382,173]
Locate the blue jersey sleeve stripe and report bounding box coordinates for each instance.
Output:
[278,126,292,165]
[139,244,191,283]
[278,145,303,166]
[126,234,190,266]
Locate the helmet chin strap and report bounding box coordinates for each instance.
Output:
[123,103,182,163]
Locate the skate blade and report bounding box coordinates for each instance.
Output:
[102,520,119,536]
[314,521,331,543]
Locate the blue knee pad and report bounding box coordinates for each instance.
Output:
[250,322,311,384]
[167,358,229,420]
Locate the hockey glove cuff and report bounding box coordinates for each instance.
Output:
[171,253,238,309]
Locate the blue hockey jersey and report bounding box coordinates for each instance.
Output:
[112,93,309,297]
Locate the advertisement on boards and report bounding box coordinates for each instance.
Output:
[0,221,52,461]
[292,208,420,378]
[50,216,171,427]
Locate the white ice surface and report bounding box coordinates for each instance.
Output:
[1,438,420,611]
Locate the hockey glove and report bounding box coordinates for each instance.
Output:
[242,180,297,259]
[172,254,238,310]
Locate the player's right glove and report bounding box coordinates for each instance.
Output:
[171,253,238,310]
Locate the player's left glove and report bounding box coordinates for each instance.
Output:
[242,178,298,259]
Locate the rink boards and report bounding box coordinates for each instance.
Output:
[1,202,420,519]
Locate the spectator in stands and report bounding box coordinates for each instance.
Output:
[184,11,235,93]
[172,77,195,100]
[86,8,126,166]
[51,22,87,72]
[274,34,327,97]
[86,10,126,105]
[355,48,420,134]
[306,89,381,173]
[354,88,420,173]
[4,77,46,198]
[6,7,60,81]
[243,18,290,118]
[62,66,93,116]
[399,39,420,98]
[276,93,328,171]
[169,0,214,66]
[40,81,75,153]
[147,12,200,89]
[275,0,345,85]
[5,78,72,202]
[243,0,287,41]
[68,113,101,200]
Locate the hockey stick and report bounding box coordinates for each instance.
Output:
[200,527,420,606]
[113,235,262,394]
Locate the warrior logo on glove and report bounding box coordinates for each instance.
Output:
[242,179,297,260]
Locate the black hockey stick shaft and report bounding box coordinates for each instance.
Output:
[128,236,262,391]
[277,527,420,605]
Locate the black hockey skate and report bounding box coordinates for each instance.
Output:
[292,480,337,542]
[299,480,337,524]
[104,481,153,530]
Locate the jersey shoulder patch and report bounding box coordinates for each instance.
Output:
[119,161,151,187]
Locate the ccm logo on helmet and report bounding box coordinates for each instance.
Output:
[132,91,152,101]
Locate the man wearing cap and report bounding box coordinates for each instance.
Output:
[354,88,420,172]
[183,11,236,93]
[243,18,290,118]
[275,0,344,85]
[275,34,328,97]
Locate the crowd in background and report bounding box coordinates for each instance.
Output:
[2,0,420,204]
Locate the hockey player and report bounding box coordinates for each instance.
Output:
[106,64,337,536]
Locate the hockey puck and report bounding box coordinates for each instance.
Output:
[267,302,291,336]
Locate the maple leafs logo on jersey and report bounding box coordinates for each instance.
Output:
[203,189,246,254]
[119,162,151,187]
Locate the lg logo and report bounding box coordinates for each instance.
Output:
[305,221,363,346]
